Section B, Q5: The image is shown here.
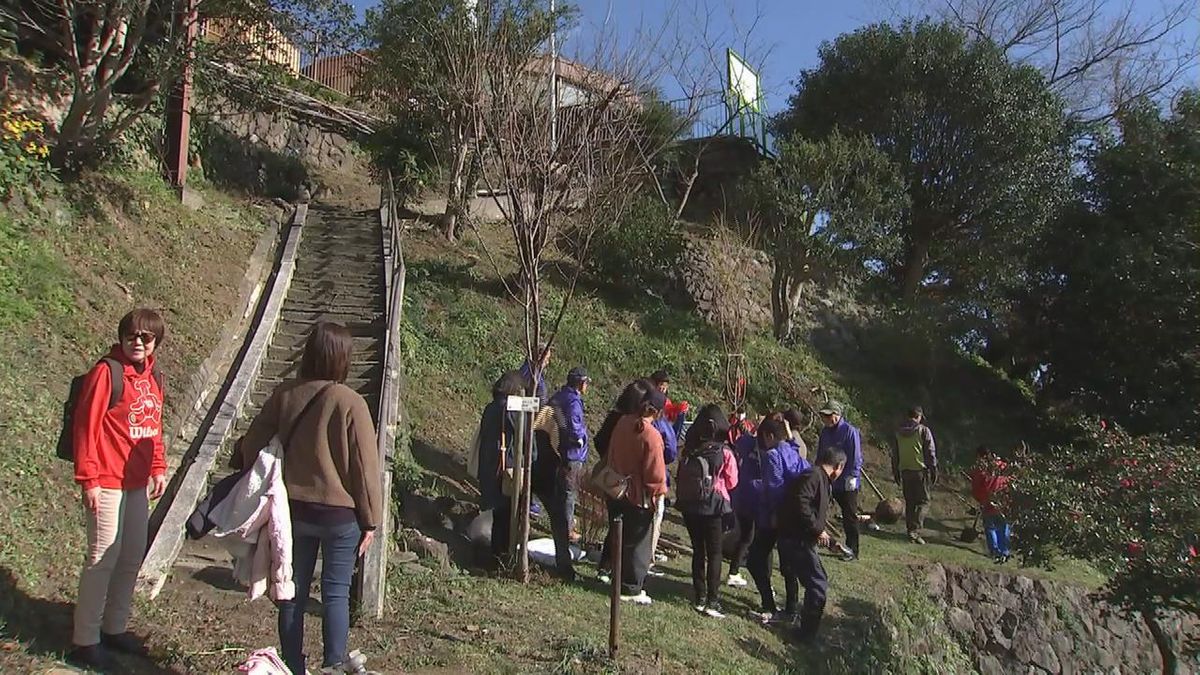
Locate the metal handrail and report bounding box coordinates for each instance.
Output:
[375,170,406,462]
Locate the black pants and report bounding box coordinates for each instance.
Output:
[490,479,573,574]
[747,526,797,614]
[683,513,724,606]
[834,489,861,556]
[728,512,755,575]
[779,536,827,639]
[901,470,930,534]
[611,500,654,595]
[599,498,620,573]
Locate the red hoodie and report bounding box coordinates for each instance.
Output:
[969,459,1010,517]
[73,347,166,490]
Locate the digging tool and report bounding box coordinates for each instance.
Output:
[860,468,903,525]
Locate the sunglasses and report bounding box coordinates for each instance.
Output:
[124,331,157,344]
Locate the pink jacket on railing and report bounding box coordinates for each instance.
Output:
[206,437,295,601]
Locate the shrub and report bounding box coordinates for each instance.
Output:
[576,195,683,291]
[0,110,51,199]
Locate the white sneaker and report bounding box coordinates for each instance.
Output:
[692,604,707,614]
[704,605,726,619]
[597,573,612,585]
[646,566,665,577]
[620,591,653,605]
[654,553,669,563]
[726,573,748,587]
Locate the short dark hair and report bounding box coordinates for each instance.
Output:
[816,446,848,469]
[650,369,670,385]
[782,408,804,430]
[493,370,526,398]
[684,403,729,451]
[118,308,166,345]
[300,322,353,382]
[758,419,786,442]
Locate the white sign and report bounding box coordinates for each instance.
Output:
[506,396,540,413]
[728,50,761,113]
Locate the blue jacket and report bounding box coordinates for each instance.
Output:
[730,434,758,514]
[518,361,547,403]
[653,417,678,486]
[782,439,811,481]
[818,418,862,492]
[549,386,588,463]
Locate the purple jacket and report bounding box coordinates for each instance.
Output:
[818,418,862,492]
[549,386,588,463]
[652,417,678,486]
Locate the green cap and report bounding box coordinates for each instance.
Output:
[819,400,844,416]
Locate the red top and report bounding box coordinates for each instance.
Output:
[73,347,166,490]
[663,398,689,423]
[970,459,1009,517]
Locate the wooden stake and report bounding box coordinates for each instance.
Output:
[609,514,623,659]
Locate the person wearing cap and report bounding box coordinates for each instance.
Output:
[650,369,689,437]
[549,367,591,541]
[891,406,938,545]
[816,400,863,561]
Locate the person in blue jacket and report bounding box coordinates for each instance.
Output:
[725,428,759,587]
[549,367,591,540]
[745,418,801,623]
[816,400,863,561]
[647,402,678,569]
[518,344,553,403]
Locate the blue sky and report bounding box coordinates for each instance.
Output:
[350,0,1198,114]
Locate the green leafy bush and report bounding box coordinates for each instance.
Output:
[0,110,52,199]
[577,195,683,291]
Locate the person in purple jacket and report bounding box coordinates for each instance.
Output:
[549,367,591,541]
[745,419,803,623]
[816,400,863,561]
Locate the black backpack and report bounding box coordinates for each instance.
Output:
[676,441,728,516]
[56,358,163,461]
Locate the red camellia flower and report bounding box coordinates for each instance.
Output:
[1120,478,1135,489]
[1126,541,1144,555]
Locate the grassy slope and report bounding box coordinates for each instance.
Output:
[0,170,269,671]
[375,222,1102,673]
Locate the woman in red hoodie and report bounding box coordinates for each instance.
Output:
[70,309,168,671]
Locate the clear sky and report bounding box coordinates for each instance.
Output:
[350,0,1198,115]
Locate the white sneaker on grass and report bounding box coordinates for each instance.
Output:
[654,553,669,563]
[704,604,726,619]
[620,591,653,605]
[693,604,707,614]
[726,573,748,587]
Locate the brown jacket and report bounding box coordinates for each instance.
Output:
[232,379,382,529]
[607,414,667,509]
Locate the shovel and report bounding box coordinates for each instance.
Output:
[860,468,903,525]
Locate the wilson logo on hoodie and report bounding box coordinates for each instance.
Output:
[128,379,162,439]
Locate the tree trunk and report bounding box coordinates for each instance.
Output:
[1141,609,1179,675]
[444,127,472,242]
[899,231,933,301]
[771,259,790,342]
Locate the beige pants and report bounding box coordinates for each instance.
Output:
[73,488,148,646]
[649,494,666,562]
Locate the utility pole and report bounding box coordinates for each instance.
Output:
[549,0,557,153]
[164,0,198,190]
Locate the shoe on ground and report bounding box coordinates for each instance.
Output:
[597,572,612,585]
[757,610,794,625]
[620,591,653,605]
[646,566,665,577]
[654,553,669,564]
[67,644,115,671]
[837,545,858,562]
[866,521,882,532]
[908,533,926,545]
[101,631,149,657]
[704,603,726,619]
[693,603,707,614]
[726,573,748,587]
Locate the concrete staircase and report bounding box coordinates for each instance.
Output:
[175,202,386,573]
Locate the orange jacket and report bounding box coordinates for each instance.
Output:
[608,414,667,509]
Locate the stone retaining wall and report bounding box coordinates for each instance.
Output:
[925,563,1198,674]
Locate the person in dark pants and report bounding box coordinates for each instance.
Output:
[476,371,526,566]
[529,405,577,580]
[778,446,847,643]
[549,367,592,541]
[726,427,760,588]
[676,404,739,618]
[595,379,654,581]
[606,389,668,603]
[746,419,803,623]
[891,406,938,545]
[817,400,863,561]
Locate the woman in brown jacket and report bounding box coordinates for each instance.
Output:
[606,388,668,604]
[232,321,382,675]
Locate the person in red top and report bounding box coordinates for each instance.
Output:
[69,309,168,671]
[969,446,1012,563]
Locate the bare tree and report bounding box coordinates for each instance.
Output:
[893,0,1198,122]
[2,0,355,170]
[700,219,758,412]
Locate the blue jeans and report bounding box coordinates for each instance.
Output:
[983,514,1011,557]
[278,519,361,673]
